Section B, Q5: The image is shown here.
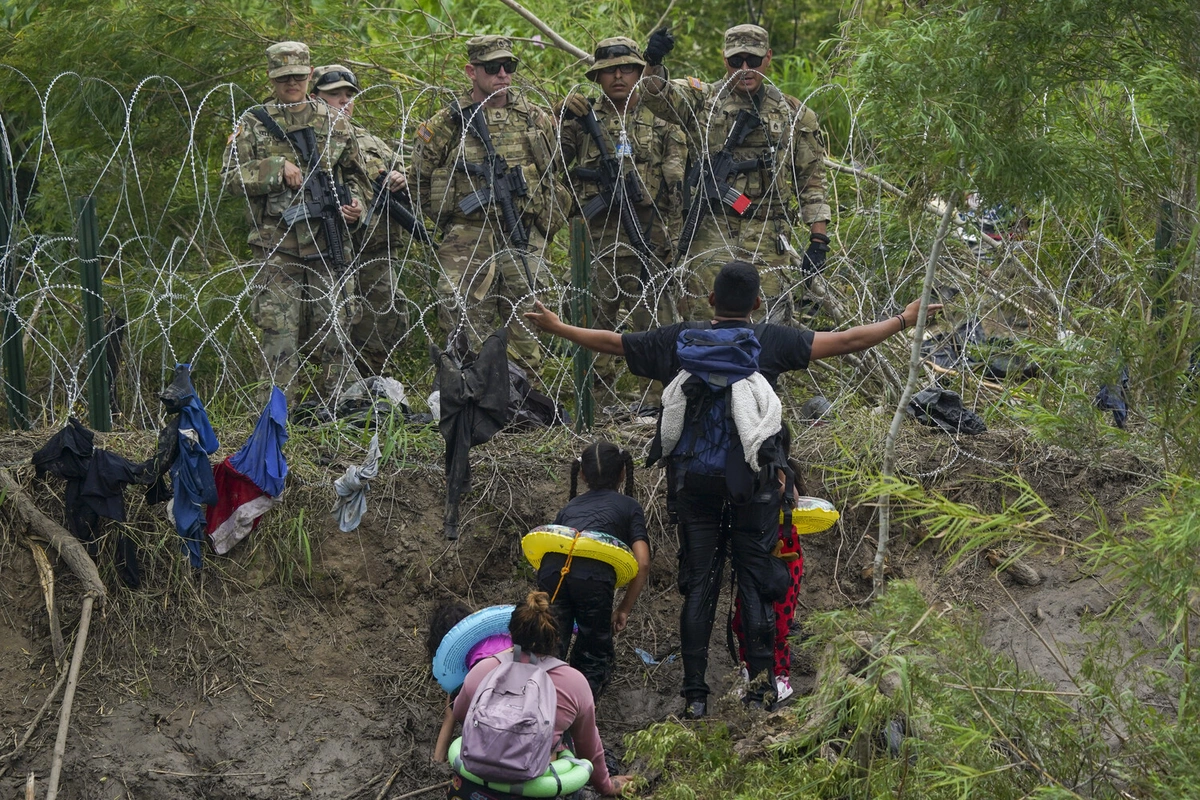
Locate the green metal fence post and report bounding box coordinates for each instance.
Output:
[568,218,594,432]
[76,195,110,432]
[0,125,28,429]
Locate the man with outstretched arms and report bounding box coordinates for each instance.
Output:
[525,260,939,718]
[558,37,687,405]
[408,35,561,374]
[311,64,416,378]
[222,42,369,403]
[639,24,831,323]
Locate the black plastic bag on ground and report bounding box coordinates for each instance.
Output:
[907,387,987,435]
[507,362,569,429]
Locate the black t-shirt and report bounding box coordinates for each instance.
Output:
[622,320,814,389]
[539,489,648,585]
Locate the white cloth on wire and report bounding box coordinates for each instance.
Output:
[331,434,382,532]
[659,370,782,472]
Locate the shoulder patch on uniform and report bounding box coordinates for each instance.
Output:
[416,122,434,143]
[688,76,704,90]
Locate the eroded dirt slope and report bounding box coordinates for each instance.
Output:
[0,419,1158,799]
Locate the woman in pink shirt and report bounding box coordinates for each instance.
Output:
[450,591,633,798]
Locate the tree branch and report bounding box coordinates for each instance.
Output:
[494,0,592,62]
[0,469,106,602]
[874,197,957,594]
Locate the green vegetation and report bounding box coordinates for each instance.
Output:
[2,1,1200,796]
[628,475,1200,798]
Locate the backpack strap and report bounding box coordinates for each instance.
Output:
[248,106,288,142]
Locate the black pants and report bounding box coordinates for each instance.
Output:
[675,472,789,701]
[536,568,616,698]
[448,776,519,800]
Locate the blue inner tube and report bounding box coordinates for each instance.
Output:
[448,736,593,797]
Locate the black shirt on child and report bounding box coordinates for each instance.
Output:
[539,489,648,586]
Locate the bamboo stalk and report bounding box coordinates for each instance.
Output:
[45,594,95,800]
[875,199,957,594]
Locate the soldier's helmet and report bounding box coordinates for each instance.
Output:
[723,24,769,57]
[585,37,646,82]
[465,35,517,64]
[313,64,359,93]
[266,41,311,79]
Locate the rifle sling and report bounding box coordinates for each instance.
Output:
[248,106,289,143]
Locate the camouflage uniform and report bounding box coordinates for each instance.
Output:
[351,128,414,376]
[559,37,687,401]
[643,25,830,322]
[221,42,368,400]
[408,36,561,371]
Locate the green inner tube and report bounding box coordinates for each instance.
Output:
[448,736,594,797]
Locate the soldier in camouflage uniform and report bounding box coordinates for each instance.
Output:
[408,35,561,373]
[559,37,687,405]
[311,64,413,377]
[640,24,831,323]
[222,42,369,403]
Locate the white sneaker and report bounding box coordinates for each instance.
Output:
[775,675,794,703]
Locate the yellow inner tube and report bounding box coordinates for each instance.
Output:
[522,525,639,588]
[782,497,840,534]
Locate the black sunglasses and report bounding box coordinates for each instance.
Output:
[594,44,636,60]
[727,54,764,69]
[475,60,519,75]
[315,69,358,90]
[599,64,641,76]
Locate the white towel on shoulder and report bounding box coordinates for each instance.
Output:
[659,371,782,472]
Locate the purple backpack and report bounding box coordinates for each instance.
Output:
[460,647,564,782]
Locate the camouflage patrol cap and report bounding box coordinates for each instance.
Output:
[723,24,769,57]
[312,64,359,92]
[585,37,646,82]
[266,41,312,79]
[466,35,517,63]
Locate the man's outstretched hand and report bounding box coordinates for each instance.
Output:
[524,301,560,332]
[898,299,943,328]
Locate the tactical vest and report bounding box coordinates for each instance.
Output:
[241,101,354,255]
[574,101,675,209]
[354,128,405,251]
[699,84,806,218]
[428,93,556,229]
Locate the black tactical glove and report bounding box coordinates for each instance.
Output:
[801,232,830,275]
[644,27,675,66]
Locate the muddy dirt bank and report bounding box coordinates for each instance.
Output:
[0,420,1158,798]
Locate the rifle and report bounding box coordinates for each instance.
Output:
[363,172,436,247]
[568,107,656,278]
[676,109,769,260]
[453,102,533,286]
[278,125,354,269]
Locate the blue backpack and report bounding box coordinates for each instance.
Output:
[670,326,763,477]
